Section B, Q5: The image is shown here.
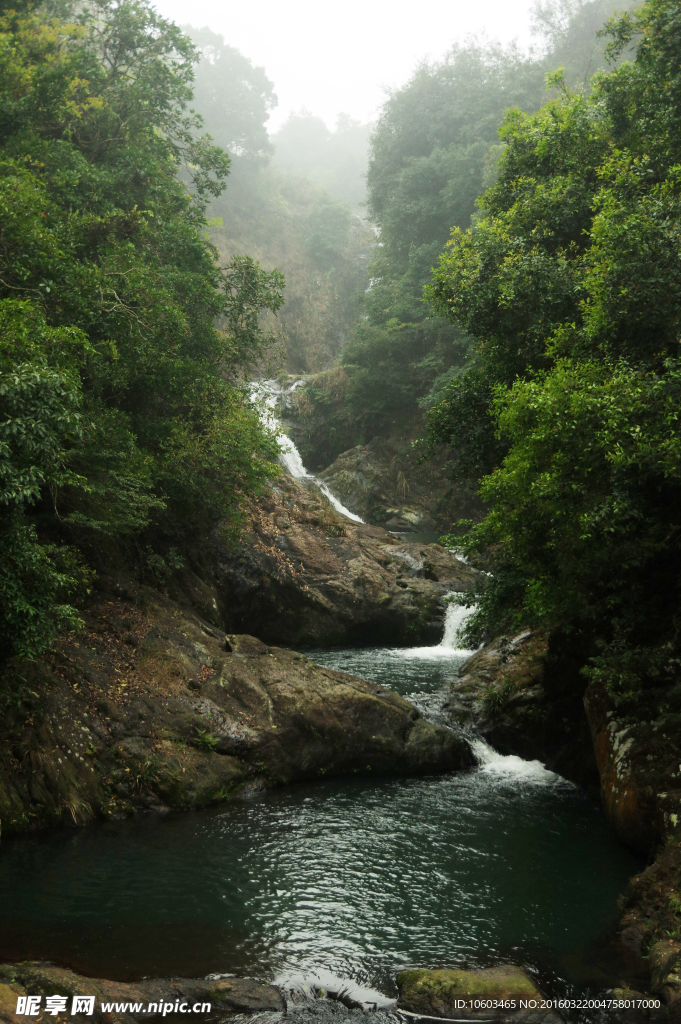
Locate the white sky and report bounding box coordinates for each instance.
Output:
[152,0,536,131]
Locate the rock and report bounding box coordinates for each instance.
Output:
[397,966,560,1022]
[583,684,681,854]
[447,630,598,787]
[649,941,681,1004]
[204,474,478,646]
[316,434,483,530]
[618,839,681,956]
[0,588,473,836]
[585,686,681,995]
[0,962,284,1022]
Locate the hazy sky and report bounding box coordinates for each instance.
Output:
[152,0,536,131]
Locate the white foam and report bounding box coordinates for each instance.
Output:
[397,597,478,660]
[251,380,364,524]
[274,967,394,1011]
[471,737,568,786]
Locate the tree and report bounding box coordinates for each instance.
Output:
[0,0,284,660]
[183,25,277,160]
[429,0,681,700]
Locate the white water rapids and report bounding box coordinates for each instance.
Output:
[251,379,364,523]
[396,597,479,661]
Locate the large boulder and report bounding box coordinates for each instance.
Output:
[202,474,477,646]
[316,434,482,531]
[446,630,598,787]
[0,588,473,836]
[583,683,681,854]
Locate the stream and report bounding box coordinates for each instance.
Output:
[0,613,642,1011]
[0,390,645,1016]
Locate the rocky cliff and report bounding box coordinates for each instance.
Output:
[188,473,478,646]
[445,630,598,787]
[0,583,473,838]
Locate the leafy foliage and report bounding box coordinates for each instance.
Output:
[433,0,681,697]
[0,0,284,660]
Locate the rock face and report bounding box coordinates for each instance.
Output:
[584,683,681,854]
[581,683,681,995]
[0,962,283,1023]
[446,630,598,787]
[619,840,681,959]
[201,474,478,646]
[0,587,473,836]
[397,967,559,1023]
[316,434,483,531]
[649,940,681,1004]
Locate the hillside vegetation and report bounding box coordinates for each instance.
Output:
[184,26,374,373]
[0,0,284,663]
[430,0,681,704]
[293,0,638,465]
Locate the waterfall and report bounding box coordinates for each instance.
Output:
[391,594,478,661]
[470,736,568,785]
[252,380,364,524]
[440,599,475,650]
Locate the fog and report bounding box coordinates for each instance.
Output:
[151,0,535,130]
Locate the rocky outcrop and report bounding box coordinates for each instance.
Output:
[0,586,473,837]
[0,962,283,1022]
[397,967,559,1023]
[619,839,681,959]
[317,434,483,532]
[198,473,477,646]
[584,683,681,854]
[446,630,598,787]
[577,681,681,1004]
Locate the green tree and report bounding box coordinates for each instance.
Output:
[430,0,681,699]
[183,25,276,160]
[0,0,284,660]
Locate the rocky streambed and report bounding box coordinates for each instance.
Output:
[1,462,679,1022]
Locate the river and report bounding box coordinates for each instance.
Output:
[0,391,644,1014]
[0,616,642,1008]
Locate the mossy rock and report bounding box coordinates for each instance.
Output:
[397,966,541,1015]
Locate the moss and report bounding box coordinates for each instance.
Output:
[397,967,540,1010]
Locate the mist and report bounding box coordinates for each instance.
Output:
[152,0,537,130]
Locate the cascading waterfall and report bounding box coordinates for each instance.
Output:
[440,598,476,651]
[253,379,562,786]
[251,380,364,524]
[396,595,478,661]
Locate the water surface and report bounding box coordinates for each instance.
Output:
[0,639,641,1003]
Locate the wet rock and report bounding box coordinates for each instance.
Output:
[618,839,681,957]
[316,434,483,528]
[0,589,473,836]
[583,684,681,854]
[207,474,477,646]
[649,940,681,1003]
[0,962,284,1022]
[447,631,598,787]
[397,966,560,1022]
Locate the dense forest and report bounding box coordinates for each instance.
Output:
[292,0,638,466]
[430,0,681,706]
[0,0,284,661]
